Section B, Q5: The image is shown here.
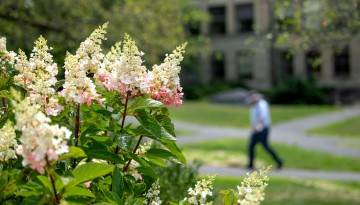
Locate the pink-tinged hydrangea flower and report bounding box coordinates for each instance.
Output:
[97,34,150,97]
[13,36,63,116]
[60,23,108,106]
[0,37,17,69]
[0,120,18,161]
[149,43,187,106]
[14,99,71,174]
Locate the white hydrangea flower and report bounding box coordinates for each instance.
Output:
[136,141,152,155]
[149,43,186,106]
[0,120,18,161]
[236,166,270,205]
[14,98,71,174]
[13,36,63,116]
[0,37,17,69]
[143,179,162,205]
[184,175,215,205]
[60,23,108,106]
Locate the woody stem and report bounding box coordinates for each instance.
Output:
[72,104,81,168]
[115,90,131,154]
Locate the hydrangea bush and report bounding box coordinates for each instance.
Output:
[0,24,269,205]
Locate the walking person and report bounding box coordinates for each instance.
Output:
[246,93,283,169]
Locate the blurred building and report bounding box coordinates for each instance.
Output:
[193,0,360,94]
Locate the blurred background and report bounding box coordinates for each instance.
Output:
[1,0,360,204]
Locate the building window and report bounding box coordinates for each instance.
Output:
[236,4,253,33]
[211,51,225,80]
[279,51,293,77]
[334,47,350,78]
[306,50,321,78]
[236,50,253,79]
[209,6,226,35]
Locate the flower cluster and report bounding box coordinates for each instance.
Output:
[136,141,153,155]
[14,98,71,174]
[0,37,17,69]
[184,175,215,205]
[143,179,162,205]
[0,120,18,161]
[59,23,108,106]
[237,166,270,205]
[13,36,64,116]
[149,43,187,106]
[98,34,150,98]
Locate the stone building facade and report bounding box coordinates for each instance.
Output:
[194,0,360,92]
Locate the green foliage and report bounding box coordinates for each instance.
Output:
[267,77,329,105]
[0,0,209,77]
[183,80,248,100]
[155,160,202,203]
[272,0,360,51]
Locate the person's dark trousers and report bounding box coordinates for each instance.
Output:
[247,127,282,169]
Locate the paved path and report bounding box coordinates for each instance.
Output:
[173,106,360,180]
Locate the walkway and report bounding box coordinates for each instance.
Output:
[173,106,360,180]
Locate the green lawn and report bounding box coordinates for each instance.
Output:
[168,101,341,128]
[307,115,360,139]
[180,138,360,172]
[212,176,360,205]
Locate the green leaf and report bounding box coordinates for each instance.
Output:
[160,126,176,141]
[135,110,162,139]
[112,167,124,199]
[36,175,53,193]
[160,139,186,164]
[155,113,176,137]
[143,154,167,167]
[65,162,114,190]
[116,133,133,152]
[68,146,87,158]
[0,90,11,98]
[219,190,231,195]
[90,135,113,146]
[84,149,124,164]
[145,148,181,164]
[128,153,157,179]
[63,186,96,198]
[129,98,163,111]
[92,104,113,117]
[103,190,123,205]
[223,192,235,205]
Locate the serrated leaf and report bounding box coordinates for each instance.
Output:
[63,186,96,198]
[112,167,123,199]
[65,162,114,190]
[145,148,181,164]
[223,192,235,205]
[117,133,133,152]
[160,139,186,164]
[135,110,162,139]
[103,190,123,205]
[133,98,163,111]
[90,135,113,146]
[36,175,53,193]
[68,146,87,158]
[84,149,124,164]
[128,153,157,179]
[155,114,176,137]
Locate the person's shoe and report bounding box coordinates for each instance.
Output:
[277,161,283,170]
